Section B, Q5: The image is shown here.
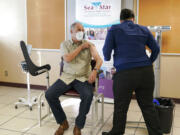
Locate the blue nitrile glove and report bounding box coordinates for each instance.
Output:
[153,99,160,105]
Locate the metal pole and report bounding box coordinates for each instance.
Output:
[65,0,67,40]
[147,26,171,97]
[27,72,31,104]
[153,31,162,97]
[136,0,139,24]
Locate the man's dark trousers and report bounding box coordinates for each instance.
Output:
[111,66,162,135]
[45,79,93,129]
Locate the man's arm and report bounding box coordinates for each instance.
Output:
[63,42,90,62]
[88,44,103,83]
[90,45,103,70]
[103,29,114,61]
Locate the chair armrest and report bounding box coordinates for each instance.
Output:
[34,64,51,75]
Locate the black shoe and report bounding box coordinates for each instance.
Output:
[102,131,123,135]
[102,132,109,135]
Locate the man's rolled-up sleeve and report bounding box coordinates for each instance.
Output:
[60,42,69,56]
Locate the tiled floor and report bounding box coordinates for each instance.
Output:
[0,86,180,135]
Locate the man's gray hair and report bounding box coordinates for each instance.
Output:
[70,22,81,30]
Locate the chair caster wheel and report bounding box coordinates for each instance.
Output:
[15,105,18,109]
[29,106,32,111]
[34,98,37,102]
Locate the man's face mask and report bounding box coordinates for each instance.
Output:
[76,31,84,41]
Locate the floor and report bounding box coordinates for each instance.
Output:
[0,86,179,135]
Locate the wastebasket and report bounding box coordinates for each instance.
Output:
[154,98,175,134]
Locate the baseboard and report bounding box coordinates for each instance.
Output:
[0,81,46,90]
[170,98,180,104]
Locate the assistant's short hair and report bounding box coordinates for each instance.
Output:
[120,8,135,21]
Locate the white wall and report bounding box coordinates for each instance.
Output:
[0,0,64,87]
[160,55,180,98]
[0,0,27,82]
[121,0,134,9]
[66,0,76,40]
[0,0,27,41]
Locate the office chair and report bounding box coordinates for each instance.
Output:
[38,58,104,135]
[15,41,51,110]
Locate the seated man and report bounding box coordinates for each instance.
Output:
[45,22,103,135]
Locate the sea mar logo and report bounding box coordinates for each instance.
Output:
[84,1,111,10]
[91,2,101,7]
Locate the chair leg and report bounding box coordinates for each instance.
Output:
[90,94,105,135]
[95,98,98,121]
[91,99,96,135]
[38,92,44,127]
[96,93,104,124]
[46,71,51,115]
[101,94,104,124]
[38,71,51,127]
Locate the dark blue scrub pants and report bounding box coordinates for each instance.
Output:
[110,65,162,135]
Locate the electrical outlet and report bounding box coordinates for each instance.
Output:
[4,70,8,77]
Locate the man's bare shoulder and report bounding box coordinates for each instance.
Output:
[83,40,95,47]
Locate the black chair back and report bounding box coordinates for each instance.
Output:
[20,41,51,76]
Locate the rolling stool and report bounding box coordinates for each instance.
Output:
[15,61,38,111]
[15,41,51,111]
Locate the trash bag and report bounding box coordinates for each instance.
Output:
[154,98,175,134]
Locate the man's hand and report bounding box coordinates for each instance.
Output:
[88,70,97,84]
[63,42,90,62]
[81,42,90,50]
